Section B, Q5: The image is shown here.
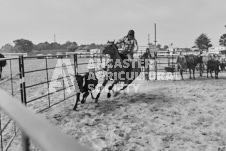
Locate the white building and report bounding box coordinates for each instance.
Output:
[90,49,101,54]
[208,46,226,54]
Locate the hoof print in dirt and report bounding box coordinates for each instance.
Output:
[113,91,120,97]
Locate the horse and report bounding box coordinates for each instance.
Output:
[95,41,142,102]
[0,53,7,80]
[201,53,221,79]
[176,54,202,80]
[205,54,221,79]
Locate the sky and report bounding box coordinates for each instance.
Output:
[0,0,226,48]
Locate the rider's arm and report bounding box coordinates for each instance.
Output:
[134,39,138,53]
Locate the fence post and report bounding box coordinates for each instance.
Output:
[168,55,170,67]
[9,59,14,96]
[19,56,24,104]
[0,113,3,150]
[73,54,78,75]
[19,56,30,150]
[22,131,30,151]
[21,55,27,105]
[147,60,150,81]
[155,52,157,80]
[45,57,51,107]
[60,56,66,100]
[171,54,173,67]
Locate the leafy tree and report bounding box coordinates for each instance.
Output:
[219,34,226,46]
[0,44,14,52]
[163,45,169,50]
[156,44,161,49]
[13,39,33,52]
[195,33,212,50]
[67,43,78,52]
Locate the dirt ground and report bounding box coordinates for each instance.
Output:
[1,58,226,151]
[41,73,226,151]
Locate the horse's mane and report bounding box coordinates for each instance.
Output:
[107,41,128,60]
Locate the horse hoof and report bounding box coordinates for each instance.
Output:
[73,107,78,111]
[107,93,111,98]
[81,100,86,104]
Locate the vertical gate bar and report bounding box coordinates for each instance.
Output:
[45,57,51,107]
[21,132,30,151]
[93,53,95,74]
[21,56,27,105]
[100,53,102,72]
[155,52,157,80]
[73,54,76,76]
[171,53,173,67]
[75,54,78,75]
[9,59,14,96]
[168,55,170,67]
[19,56,24,104]
[147,61,150,81]
[0,112,4,151]
[73,54,78,76]
[60,56,66,100]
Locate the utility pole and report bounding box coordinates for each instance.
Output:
[148,34,150,45]
[154,23,157,46]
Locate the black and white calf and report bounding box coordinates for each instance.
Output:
[73,72,98,110]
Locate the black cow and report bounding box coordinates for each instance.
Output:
[73,72,98,110]
[207,59,220,79]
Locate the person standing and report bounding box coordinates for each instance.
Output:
[141,48,152,80]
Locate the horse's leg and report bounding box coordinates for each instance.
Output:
[189,68,192,79]
[73,93,80,111]
[193,67,195,79]
[210,70,213,78]
[90,91,94,99]
[81,91,89,104]
[95,76,109,103]
[115,78,134,97]
[215,70,217,79]
[207,66,209,78]
[200,63,203,77]
[107,80,119,98]
[180,69,183,80]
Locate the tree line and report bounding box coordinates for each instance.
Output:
[1,33,226,53]
[0,40,104,53]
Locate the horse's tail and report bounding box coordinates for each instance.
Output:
[0,53,7,67]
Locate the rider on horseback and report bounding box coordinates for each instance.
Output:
[116,30,138,60]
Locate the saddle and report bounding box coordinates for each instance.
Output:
[119,53,128,60]
[118,53,133,71]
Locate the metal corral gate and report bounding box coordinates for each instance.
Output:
[0,51,213,150]
[0,55,92,151]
